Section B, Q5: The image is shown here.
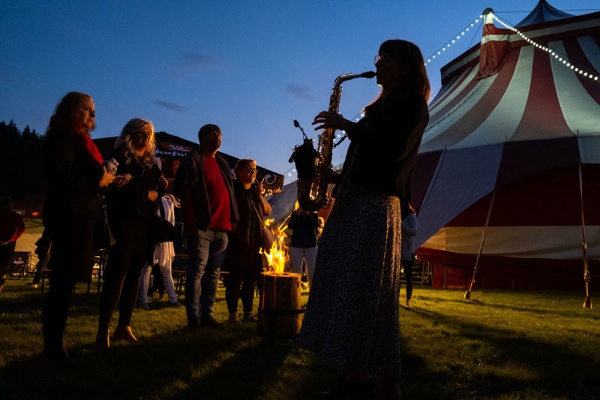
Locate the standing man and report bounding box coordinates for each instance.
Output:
[174,124,238,329]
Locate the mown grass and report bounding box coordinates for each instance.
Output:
[0,278,598,400]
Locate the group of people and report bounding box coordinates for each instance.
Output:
[33,37,427,400]
[39,93,272,361]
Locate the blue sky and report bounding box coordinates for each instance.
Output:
[1,1,598,183]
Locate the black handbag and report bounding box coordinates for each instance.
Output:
[94,194,116,250]
[154,199,181,243]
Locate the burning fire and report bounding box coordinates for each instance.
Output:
[262,219,289,274]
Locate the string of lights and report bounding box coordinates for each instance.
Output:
[284,9,600,182]
[424,15,484,67]
[492,13,599,82]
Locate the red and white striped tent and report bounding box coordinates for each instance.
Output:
[413,1,600,291]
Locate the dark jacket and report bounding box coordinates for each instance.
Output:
[42,127,104,281]
[104,148,164,253]
[173,146,239,231]
[43,128,104,224]
[342,88,429,202]
[223,180,263,267]
[288,210,320,248]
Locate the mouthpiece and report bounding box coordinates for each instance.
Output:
[361,71,376,78]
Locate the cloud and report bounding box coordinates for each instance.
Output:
[153,100,187,112]
[174,51,223,78]
[181,51,221,69]
[285,83,316,101]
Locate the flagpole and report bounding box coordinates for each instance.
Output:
[465,189,496,299]
[578,162,592,308]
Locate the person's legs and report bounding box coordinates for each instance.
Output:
[200,230,228,321]
[117,252,146,327]
[288,247,304,275]
[42,268,77,360]
[98,247,132,330]
[225,264,244,316]
[0,242,15,291]
[404,259,414,306]
[241,262,261,318]
[304,246,318,288]
[185,228,210,327]
[138,263,152,307]
[159,256,178,303]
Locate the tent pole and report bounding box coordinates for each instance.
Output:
[465,189,496,299]
[578,163,592,308]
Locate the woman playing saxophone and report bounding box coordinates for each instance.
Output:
[298,39,430,400]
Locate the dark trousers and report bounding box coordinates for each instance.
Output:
[403,259,414,301]
[225,262,261,315]
[98,247,146,329]
[42,272,77,354]
[0,241,16,286]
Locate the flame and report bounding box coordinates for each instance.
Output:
[262,224,289,274]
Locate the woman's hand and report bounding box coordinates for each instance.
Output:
[312,111,353,132]
[147,189,159,202]
[253,178,264,197]
[158,175,168,190]
[99,166,114,188]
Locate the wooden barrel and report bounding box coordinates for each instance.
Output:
[257,271,305,339]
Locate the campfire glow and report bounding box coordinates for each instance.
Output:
[262,220,289,275]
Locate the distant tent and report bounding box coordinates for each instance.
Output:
[14,131,284,219]
[95,131,284,196]
[413,1,600,290]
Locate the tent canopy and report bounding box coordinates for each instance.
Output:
[413,1,600,289]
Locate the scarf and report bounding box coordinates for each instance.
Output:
[73,127,104,166]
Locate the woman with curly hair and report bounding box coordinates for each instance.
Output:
[40,92,115,363]
[96,118,167,349]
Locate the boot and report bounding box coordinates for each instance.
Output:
[113,325,138,343]
[96,329,110,350]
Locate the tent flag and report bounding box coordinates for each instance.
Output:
[478,9,510,79]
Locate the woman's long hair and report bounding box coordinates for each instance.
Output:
[47,91,94,134]
[114,118,156,169]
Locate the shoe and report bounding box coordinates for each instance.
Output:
[168,302,184,308]
[318,379,378,399]
[113,326,138,343]
[96,329,110,349]
[227,313,241,324]
[38,348,70,364]
[187,316,200,330]
[243,313,258,323]
[26,282,38,289]
[138,303,150,310]
[200,315,224,328]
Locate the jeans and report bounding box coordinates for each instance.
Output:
[185,228,228,323]
[289,246,318,288]
[139,261,178,304]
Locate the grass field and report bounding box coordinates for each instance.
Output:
[0,277,598,400]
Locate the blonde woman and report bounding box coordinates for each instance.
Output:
[96,118,167,349]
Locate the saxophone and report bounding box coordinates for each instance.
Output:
[297,71,376,212]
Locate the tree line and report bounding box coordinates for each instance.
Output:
[0,120,46,200]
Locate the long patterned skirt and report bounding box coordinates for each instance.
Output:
[298,183,403,378]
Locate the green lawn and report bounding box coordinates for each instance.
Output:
[0,278,598,400]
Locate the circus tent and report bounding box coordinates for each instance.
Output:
[413,1,600,291]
